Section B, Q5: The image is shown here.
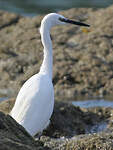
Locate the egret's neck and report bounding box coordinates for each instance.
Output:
[40,24,53,79]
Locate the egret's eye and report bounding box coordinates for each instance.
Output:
[59,17,66,22]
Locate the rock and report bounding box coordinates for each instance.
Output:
[0,111,48,150]
[43,101,107,138]
[0,6,113,98]
[0,98,113,149]
[0,98,14,114]
[40,103,113,150]
[0,11,20,29]
[65,131,113,150]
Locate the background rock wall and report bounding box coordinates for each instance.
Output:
[0,6,113,98]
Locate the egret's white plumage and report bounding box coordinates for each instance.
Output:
[10,13,90,136]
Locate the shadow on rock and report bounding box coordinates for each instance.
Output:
[43,101,108,138]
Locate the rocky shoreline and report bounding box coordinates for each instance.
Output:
[0,98,113,149]
[0,6,113,98]
[0,5,113,150]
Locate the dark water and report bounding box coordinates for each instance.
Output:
[0,0,113,16]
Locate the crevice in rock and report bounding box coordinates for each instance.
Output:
[0,16,20,30]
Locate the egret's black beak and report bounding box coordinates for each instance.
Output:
[59,18,90,27]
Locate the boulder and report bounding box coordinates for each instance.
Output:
[0,111,47,150]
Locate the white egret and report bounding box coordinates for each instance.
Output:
[10,13,90,136]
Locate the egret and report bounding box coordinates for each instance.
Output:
[10,13,90,136]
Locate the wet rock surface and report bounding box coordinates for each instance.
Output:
[0,98,113,150]
[0,6,113,97]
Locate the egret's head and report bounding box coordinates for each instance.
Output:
[41,13,90,29]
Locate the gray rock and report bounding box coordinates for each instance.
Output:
[0,111,48,150]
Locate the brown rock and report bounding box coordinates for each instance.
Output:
[0,6,113,98]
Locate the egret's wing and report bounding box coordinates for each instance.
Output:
[10,73,54,122]
[10,74,41,117]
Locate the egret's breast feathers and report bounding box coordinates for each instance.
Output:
[10,73,54,122]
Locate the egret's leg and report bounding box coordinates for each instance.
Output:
[34,120,50,140]
[34,132,42,140]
